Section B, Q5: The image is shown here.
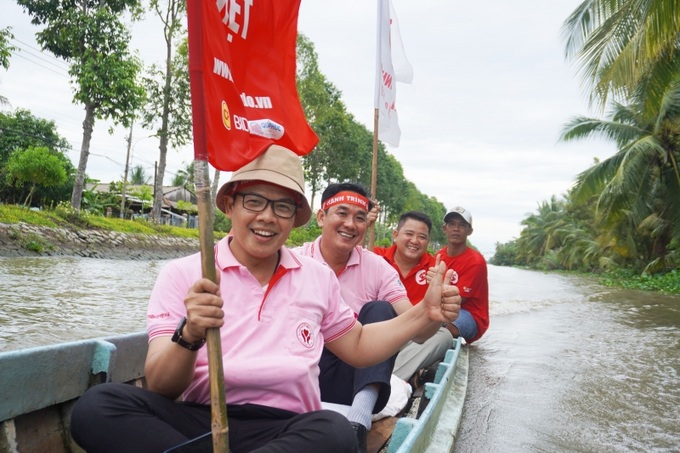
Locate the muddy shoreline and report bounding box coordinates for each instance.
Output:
[0,222,200,260]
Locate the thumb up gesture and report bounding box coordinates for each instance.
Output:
[423,256,460,323]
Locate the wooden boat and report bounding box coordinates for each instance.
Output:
[0,334,467,453]
[369,336,468,453]
[0,332,147,453]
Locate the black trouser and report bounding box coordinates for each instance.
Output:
[318,301,398,413]
[70,382,357,453]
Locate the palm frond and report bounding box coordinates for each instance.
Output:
[562,0,680,107]
[561,114,644,145]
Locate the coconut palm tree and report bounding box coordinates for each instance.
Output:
[171,161,194,190]
[562,0,680,109]
[561,80,680,273]
[515,196,568,267]
[129,164,151,185]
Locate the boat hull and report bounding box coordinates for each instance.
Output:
[0,334,468,453]
[387,337,469,453]
[0,332,148,453]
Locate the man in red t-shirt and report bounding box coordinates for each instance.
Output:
[373,211,435,304]
[435,206,489,344]
[374,211,456,382]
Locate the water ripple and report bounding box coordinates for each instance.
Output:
[0,256,166,352]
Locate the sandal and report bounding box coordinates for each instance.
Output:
[407,368,427,390]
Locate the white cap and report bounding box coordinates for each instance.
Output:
[443,206,472,226]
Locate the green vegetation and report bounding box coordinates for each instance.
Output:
[0,202,395,250]
[5,146,67,206]
[7,1,678,293]
[141,1,192,223]
[295,34,448,247]
[0,26,447,246]
[20,231,53,253]
[0,27,15,70]
[0,110,74,207]
[0,204,59,227]
[489,0,680,295]
[0,203,333,246]
[0,203,206,238]
[599,269,680,295]
[16,0,145,211]
[0,26,16,107]
[75,214,161,235]
[287,223,322,247]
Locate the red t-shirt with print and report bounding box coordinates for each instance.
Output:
[373,245,435,305]
[435,246,489,343]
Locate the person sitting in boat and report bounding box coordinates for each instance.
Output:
[293,183,450,452]
[434,206,489,344]
[373,211,456,384]
[69,145,461,453]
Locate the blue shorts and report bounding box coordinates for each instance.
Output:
[453,308,478,340]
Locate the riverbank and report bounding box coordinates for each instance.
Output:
[2,205,678,294]
[0,222,200,260]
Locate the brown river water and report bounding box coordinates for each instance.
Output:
[1,257,679,452]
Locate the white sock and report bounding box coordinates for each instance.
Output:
[347,385,379,430]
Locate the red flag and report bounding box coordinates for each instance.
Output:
[187,0,318,171]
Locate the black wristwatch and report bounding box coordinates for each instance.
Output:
[171,317,206,351]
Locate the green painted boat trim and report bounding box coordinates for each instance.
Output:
[387,337,469,452]
[0,332,148,423]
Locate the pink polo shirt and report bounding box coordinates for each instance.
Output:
[293,237,408,314]
[147,237,356,414]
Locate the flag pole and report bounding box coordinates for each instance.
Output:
[369,109,379,251]
[369,0,384,251]
[186,1,229,451]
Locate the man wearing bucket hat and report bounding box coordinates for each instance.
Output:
[435,206,489,344]
[70,145,461,453]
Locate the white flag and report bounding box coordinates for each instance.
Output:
[375,0,413,147]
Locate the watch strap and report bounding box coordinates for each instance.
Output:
[171,317,206,351]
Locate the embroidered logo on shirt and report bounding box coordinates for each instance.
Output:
[416,269,427,286]
[449,270,459,285]
[296,322,314,348]
[463,286,472,294]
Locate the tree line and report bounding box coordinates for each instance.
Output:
[491,0,680,276]
[0,1,448,247]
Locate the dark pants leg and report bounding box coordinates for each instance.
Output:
[71,383,358,453]
[71,382,212,453]
[241,408,357,453]
[318,300,398,413]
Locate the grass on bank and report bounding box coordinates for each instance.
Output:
[4,204,678,294]
[0,203,210,239]
[0,203,323,245]
[0,204,61,228]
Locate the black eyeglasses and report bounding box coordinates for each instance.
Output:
[234,192,298,219]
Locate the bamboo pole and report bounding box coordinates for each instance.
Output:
[194,160,228,452]
[186,0,229,450]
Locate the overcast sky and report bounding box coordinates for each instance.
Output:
[2,0,616,257]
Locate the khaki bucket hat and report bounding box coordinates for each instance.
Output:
[215,145,312,227]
